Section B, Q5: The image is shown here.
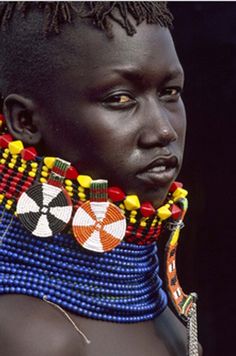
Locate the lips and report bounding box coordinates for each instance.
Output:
[136,155,179,186]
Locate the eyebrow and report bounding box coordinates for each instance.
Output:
[113,66,184,84]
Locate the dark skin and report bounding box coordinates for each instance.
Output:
[1,19,202,356]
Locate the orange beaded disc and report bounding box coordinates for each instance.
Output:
[72,201,126,253]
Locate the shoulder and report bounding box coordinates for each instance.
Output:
[0,295,86,356]
[155,306,203,356]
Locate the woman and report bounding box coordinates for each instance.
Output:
[0,2,201,355]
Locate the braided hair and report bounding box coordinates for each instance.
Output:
[0,2,173,36]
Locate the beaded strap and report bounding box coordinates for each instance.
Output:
[165,198,199,356]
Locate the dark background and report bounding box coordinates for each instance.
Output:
[168,3,236,356]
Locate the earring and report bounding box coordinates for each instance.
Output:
[72,180,126,253]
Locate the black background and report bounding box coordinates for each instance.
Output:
[169,3,236,356]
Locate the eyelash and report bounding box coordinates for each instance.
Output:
[102,87,182,108]
[159,87,182,102]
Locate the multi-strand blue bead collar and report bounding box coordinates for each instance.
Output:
[0,206,167,323]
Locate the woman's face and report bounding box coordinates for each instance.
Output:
[39,21,186,208]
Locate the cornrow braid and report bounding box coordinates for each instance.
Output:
[0,1,173,36]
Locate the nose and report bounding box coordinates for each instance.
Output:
[137,98,177,148]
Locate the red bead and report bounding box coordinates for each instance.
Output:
[140,202,155,217]
[21,147,37,160]
[127,225,134,231]
[108,187,126,202]
[171,204,182,220]
[66,166,79,179]
[9,187,15,193]
[0,134,13,148]
[169,181,183,193]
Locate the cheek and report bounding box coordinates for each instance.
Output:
[171,100,187,142]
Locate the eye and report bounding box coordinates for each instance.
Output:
[103,93,136,109]
[159,87,182,102]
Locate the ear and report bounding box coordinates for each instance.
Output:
[3,94,42,145]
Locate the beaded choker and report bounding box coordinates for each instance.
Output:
[0,113,188,253]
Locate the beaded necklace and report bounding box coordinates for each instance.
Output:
[0,113,188,250]
[0,113,199,354]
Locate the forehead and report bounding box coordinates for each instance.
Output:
[52,20,183,86]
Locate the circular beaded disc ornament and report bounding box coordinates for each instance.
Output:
[72,201,126,253]
[16,183,73,237]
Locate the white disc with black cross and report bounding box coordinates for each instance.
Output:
[16,183,73,237]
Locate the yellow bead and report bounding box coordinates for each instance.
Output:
[2,153,8,159]
[42,165,49,172]
[40,177,47,183]
[10,158,17,164]
[0,194,5,200]
[31,162,38,168]
[7,200,13,205]
[157,205,172,220]
[130,210,137,216]
[29,171,36,178]
[9,140,24,155]
[170,227,180,246]
[77,175,92,188]
[21,159,26,164]
[140,220,147,227]
[68,192,73,197]
[31,168,37,173]
[5,204,11,210]
[65,186,73,192]
[41,171,48,178]
[78,192,86,200]
[8,163,15,169]
[65,179,72,186]
[119,204,125,210]
[172,187,188,199]
[4,149,9,154]
[124,195,140,211]
[0,159,6,164]
[78,187,84,193]
[168,200,174,204]
[130,217,137,224]
[44,157,56,169]
[12,154,18,159]
[18,167,25,173]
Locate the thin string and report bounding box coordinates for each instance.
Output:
[43,295,91,345]
[0,213,14,245]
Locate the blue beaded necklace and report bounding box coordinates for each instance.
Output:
[0,205,167,323]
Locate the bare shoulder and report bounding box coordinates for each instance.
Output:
[155,306,203,356]
[0,295,86,356]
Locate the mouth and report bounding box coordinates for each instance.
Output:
[136,156,179,187]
